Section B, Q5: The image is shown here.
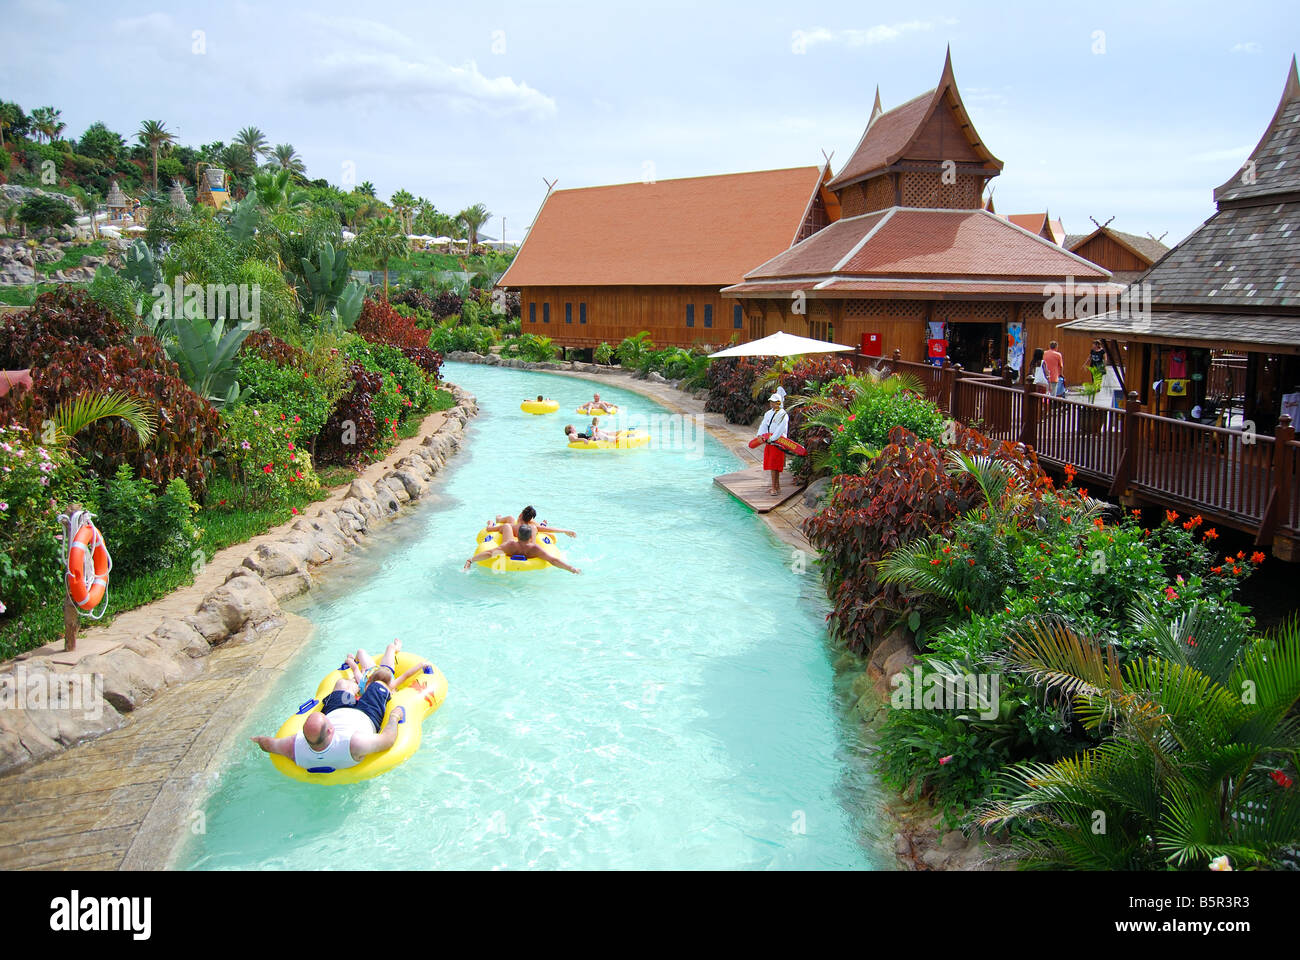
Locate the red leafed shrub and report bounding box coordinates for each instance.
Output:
[778,356,856,480]
[392,289,437,315]
[400,345,443,380]
[315,366,383,466]
[0,287,129,369]
[803,425,1051,654]
[0,336,222,496]
[431,290,463,319]
[705,357,773,424]
[356,298,431,352]
[240,330,307,367]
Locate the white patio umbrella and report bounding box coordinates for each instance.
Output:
[708,329,854,359]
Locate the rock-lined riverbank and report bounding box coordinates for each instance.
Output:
[0,388,479,777]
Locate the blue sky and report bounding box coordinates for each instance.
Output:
[2,0,1297,246]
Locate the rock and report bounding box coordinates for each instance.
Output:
[80,647,168,712]
[802,476,833,508]
[390,469,427,499]
[347,478,378,503]
[149,619,211,659]
[262,571,312,601]
[186,573,280,644]
[0,705,61,772]
[292,517,349,560]
[881,647,917,690]
[242,540,309,580]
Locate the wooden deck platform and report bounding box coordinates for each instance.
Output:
[714,466,805,513]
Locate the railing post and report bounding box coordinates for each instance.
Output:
[1259,414,1294,548]
[1020,378,1039,449]
[1110,391,1141,498]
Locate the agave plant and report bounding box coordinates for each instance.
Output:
[120,238,160,289]
[976,611,1300,870]
[297,241,350,315]
[163,314,254,407]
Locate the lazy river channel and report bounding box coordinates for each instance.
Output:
[180,362,891,869]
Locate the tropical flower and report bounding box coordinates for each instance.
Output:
[1208,856,1232,871]
[1165,587,1179,600]
[0,600,6,614]
[938,755,953,766]
[241,440,251,450]
[0,502,7,511]
[1203,528,1218,540]
[1166,509,1179,524]
[1271,770,1294,789]
[263,464,273,474]
[1251,551,1266,564]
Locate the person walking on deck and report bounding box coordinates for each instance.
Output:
[1043,340,1066,397]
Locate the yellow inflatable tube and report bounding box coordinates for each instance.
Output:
[521,399,559,414]
[269,652,447,785]
[471,526,564,572]
[576,404,619,417]
[567,429,650,451]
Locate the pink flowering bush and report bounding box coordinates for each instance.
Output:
[0,423,84,630]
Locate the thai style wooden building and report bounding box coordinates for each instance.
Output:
[499,165,832,349]
[1001,212,1066,246]
[1063,223,1171,285]
[882,55,1300,559]
[721,51,1119,380]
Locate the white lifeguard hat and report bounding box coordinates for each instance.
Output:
[769,386,787,403]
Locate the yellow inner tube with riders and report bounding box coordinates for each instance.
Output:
[567,429,650,451]
[269,652,448,785]
[471,526,565,571]
[521,399,559,414]
[576,404,619,417]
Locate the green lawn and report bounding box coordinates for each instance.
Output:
[34,240,109,276]
[0,283,63,306]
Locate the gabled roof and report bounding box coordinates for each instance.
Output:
[1067,225,1172,266]
[1213,55,1300,206]
[827,50,1004,191]
[723,207,1113,296]
[498,166,823,287]
[1004,213,1049,237]
[1047,218,1066,246]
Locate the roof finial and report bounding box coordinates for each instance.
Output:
[941,45,954,83]
[868,86,883,127]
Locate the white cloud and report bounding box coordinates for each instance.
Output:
[1230,42,1261,54]
[795,19,957,50]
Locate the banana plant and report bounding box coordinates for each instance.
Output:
[223,196,261,246]
[163,314,254,407]
[298,241,350,315]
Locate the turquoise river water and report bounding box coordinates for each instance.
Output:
[180,362,891,869]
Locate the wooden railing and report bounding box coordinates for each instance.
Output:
[865,347,1299,553]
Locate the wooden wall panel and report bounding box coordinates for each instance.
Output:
[1072,234,1149,273]
[519,285,747,349]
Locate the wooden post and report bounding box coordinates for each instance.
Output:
[1020,377,1040,450]
[1110,391,1141,499]
[1259,414,1294,548]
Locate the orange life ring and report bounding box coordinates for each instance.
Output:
[67,522,110,612]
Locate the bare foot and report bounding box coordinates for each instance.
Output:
[463,558,473,571]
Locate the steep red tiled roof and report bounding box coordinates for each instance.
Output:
[740,209,1110,285]
[827,50,1003,191]
[1004,213,1048,236]
[498,166,822,287]
[828,90,935,189]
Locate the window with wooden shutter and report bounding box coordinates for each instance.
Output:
[686,304,694,328]
[703,305,712,328]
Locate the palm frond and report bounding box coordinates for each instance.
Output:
[52,392,156,447]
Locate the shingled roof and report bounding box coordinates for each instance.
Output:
[1060,56,1300,350]
[827,50,1003,191]
[498,166,823,287]
[723,208,1115,297]
[1067,226,1172,267]
[1214,55,1300,206]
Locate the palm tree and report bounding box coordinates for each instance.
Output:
[457,203,492,246]
[353,216,409,300]
[233,126,269,165]
[31,106,65,144]
[51,393,156,449]
[355,180,377,198]
[270,143,305,178]
[390,189,416,234]
[136,120,175,191]
[0,102,19,148]
[976,610,1300,870]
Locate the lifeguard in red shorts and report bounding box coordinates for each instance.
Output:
[756,387,790,496]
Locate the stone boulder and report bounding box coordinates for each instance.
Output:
[186,572,280,644]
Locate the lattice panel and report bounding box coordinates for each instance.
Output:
[935,301,1011,322]
[837,183,868,217]
[864,176,894,212]
[843,299,927,319]
[900,172,981,209]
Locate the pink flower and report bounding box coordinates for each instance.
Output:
[252,409,259,417]
[241,440,251,450]
[1165,587,1178,600]
[0,600,6,614]
[836,425,845,433]
[39,476,48,486]
[847,414,856,422]
[293,415,301,423]
[287,442,295,451]
[291,507,298,515]
[939,755,954,766]
[0,502,7,511]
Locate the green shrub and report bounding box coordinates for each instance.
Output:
[426,320,495,355]
[238,353,335,439]
[801,374,946,476]
[499,333,558,363]
[593,342,614,365]
[221,403,321,505]
[0,423,85,621]
[89,465,200,578]
[615,332,652,366]
[344,339,433,414]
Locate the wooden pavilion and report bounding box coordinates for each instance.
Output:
[1063,222,1171,286]
[499,165,831,350]
[721,51,1119,380]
